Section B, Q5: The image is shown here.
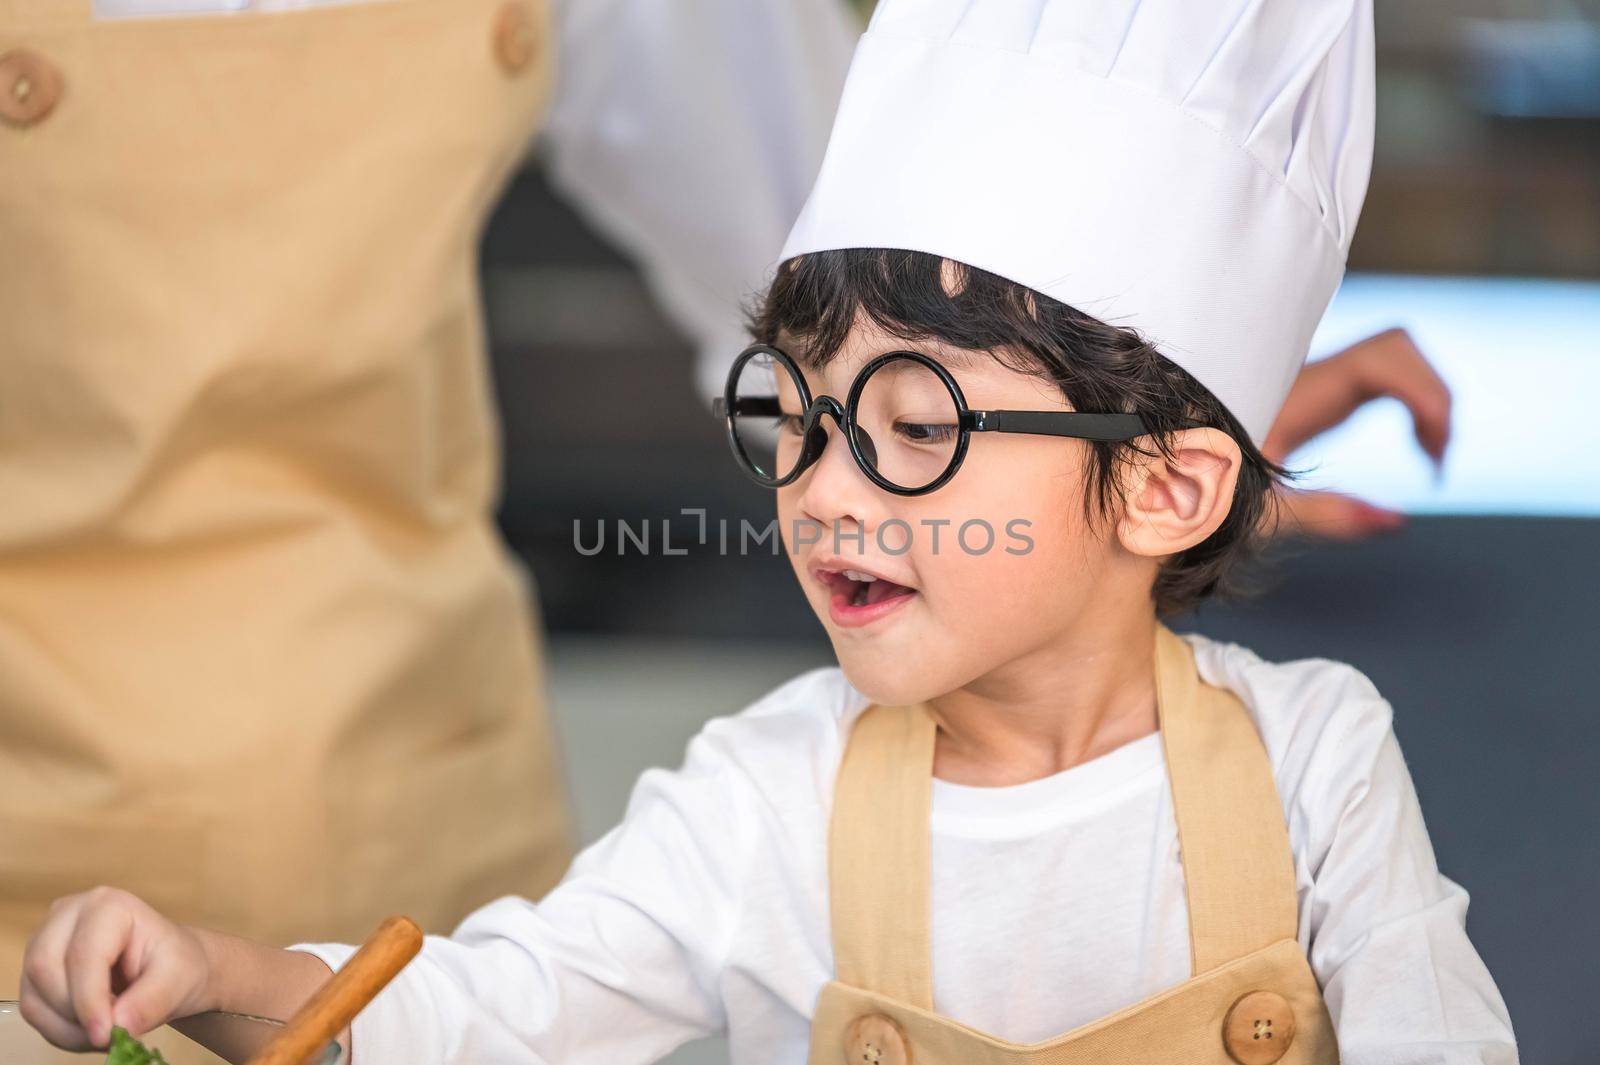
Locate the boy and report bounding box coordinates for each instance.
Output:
[21,1,1516,1062]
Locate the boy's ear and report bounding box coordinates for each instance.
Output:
[1117,427,1242,558]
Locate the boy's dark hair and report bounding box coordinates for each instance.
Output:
[746,248,1300,618]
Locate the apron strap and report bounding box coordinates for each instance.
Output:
[1153,623,1299,974]
[828,699,938,1010]
[826,623,1299,1003]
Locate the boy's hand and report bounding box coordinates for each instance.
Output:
[20,887,214,1050]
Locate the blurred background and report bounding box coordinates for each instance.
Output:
[487,2,1598,1063]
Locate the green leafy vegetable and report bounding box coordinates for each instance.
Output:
[105,1026,170,1065]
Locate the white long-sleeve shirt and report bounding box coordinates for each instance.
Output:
[93,0,859,400]
[297,631,1519,1064]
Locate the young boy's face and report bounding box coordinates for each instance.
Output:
[776,319,1147,707]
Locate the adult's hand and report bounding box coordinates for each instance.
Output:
[1261,328,1453,541]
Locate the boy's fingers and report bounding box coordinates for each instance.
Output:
[21,897,84,1020]
[63,898,134,1048]
[112,951,190,1037]
[19,970,94,1051]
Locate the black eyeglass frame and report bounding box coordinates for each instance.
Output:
[712,343,1150,497]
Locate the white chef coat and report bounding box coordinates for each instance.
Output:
[297,631,1519,1065]
[92,0,858,399]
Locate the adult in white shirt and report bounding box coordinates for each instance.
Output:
[0,0,858,992]
[0,0,1453,1008]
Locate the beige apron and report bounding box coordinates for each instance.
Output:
[810,624,1339,1065]
[0,0,573,994]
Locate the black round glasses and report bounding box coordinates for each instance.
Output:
[712,344,1150,496]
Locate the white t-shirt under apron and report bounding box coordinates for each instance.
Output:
[297,631,1519,1064]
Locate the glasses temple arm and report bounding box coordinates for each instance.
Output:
[967,409,1149,441]
[713,397,785,418]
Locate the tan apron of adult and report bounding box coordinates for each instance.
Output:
[810,624,1339,1065]
[0,0,573,994]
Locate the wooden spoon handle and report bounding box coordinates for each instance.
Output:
[245,916,424,1065]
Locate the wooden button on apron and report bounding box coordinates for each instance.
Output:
[492,2,539,75]
[0,50,63,128]
[1223,990,1296,1065]
[844,1013,910,1065]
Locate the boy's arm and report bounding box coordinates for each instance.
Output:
[197,930,332,1023]
[1298,696,1518,1063]
[292,723,759,1065]
[170,934,349,1061]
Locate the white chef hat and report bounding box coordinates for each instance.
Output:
[780,0,1376,445]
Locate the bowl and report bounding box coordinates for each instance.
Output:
[0,1001,341,1065]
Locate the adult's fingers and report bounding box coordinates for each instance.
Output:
[1266,487,1406,542]
[1264,328,1453,467]
[18,968,94,1051]
[1354,328,1452,464]
[62,893,136,1048]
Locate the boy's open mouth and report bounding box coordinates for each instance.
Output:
[811,562,919,627]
